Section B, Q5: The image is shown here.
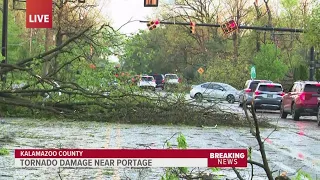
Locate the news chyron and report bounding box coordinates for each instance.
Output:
[14,149,248,168]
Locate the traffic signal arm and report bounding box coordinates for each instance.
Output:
[140,20,304,33]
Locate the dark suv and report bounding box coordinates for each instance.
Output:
[280,81,320,125]
[150,74,165,90]
[239,80,273,106]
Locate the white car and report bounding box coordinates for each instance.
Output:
[190,82,241,103]
[164,74,181,84]
[138,76,156,90]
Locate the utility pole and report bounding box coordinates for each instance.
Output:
[1,0,8,84]
[140,20,316,81]
[310,46,315,81]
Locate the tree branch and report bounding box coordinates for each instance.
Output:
[0,25,93,75]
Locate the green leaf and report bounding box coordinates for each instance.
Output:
[248,147,252,160]
[178,167,188,173]
[166,141,171,148]
[211,167,221,172]
[177,133,187,149]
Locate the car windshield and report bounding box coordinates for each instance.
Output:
[304,84,320,92]
[249,81,272,91]
[141,77,153,81]
[166,75,178,79]
[258,85,282,92]
[152,75,163,80]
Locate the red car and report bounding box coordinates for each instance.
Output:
[280,81,320,125]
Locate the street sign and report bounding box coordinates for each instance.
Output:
[197,67,204,74]
[250,65,256,79]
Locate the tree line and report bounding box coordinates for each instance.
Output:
[121,0,320,89]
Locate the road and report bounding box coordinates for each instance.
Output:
[0,90,319,179]
[138,90,320,178]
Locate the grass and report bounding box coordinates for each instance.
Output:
[0,147,9,156]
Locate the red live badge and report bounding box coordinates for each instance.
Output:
[26,0,53,28]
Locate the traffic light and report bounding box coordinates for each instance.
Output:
[220,20,238,35]
[144,0,158,7]
[147,20,159,30]
[190,22,195,34]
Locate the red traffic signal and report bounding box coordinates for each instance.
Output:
[220,20,238,35]
[190,22,196,34]
[228,20,237,29]
[144,0,158,7]
[147,20,159,30]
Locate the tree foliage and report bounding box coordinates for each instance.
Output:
[253,44,288,81]
[305,3,320,48]
[120,0,319,87]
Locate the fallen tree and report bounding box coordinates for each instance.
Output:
[0,18,274,128]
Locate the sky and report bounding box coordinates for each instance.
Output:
[94,0,293,62]
[98,0,157,35]
[97,0,165,62]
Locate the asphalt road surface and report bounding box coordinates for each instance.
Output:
[0,90,319,179]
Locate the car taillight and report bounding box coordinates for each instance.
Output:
[162,79,165,83]
[267,84,274,87]
[280,92,285,96]
[245,89,251,93]
[299,93,306,101]
[316,83,320,87]
[255,91,260,95]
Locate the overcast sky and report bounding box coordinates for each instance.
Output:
[97,0,285,34]
[98,0,156,34]
[97,0,166,62]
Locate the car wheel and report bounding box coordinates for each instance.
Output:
[226,94,235,104]
[291,103,300,121]
[195,93,203,102]
[280,103,288,119]
[317,106,320,127]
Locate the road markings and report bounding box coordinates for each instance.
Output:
[95,124,111,179]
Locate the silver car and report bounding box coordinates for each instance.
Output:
[190,82,241,103]
[239,80,272,106]
[253,82,284,111]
